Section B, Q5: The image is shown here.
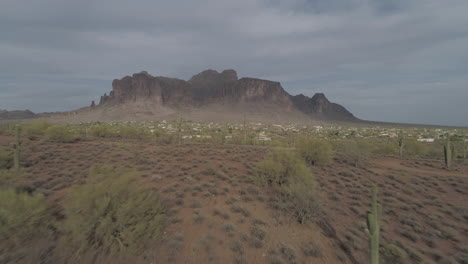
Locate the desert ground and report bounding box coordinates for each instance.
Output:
[0,122,467,264]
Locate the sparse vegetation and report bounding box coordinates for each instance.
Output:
[296,137,334,166]
[59,165,165,259]
[0,189,53,262]
[0,147,13,170]
[46,125,79,143]
[254,150,318,223]
[0,120,465,264]
[24,121,51,139]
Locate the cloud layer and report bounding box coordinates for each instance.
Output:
[1,0,467,126]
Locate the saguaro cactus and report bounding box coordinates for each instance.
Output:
[444,134,453,169]
[398,138,404,158]
[366,185,381,264]
[177,106,182,145]
[13,126,21,171]
[398,133,404,158]
[463,135,467,160]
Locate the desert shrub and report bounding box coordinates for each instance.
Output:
[404,139,428,157]
[264,139,289,148]
[381,244,408,263]
[373,142,398,156]
[334,139,372,166]
[296,137,334,165]
[0,147,13,170]
[88,124,154,140]
[0,122,17,136]
[46,125,79,143]
[0,189,54,261]
[254,150,318,223]
[87,124,117,138]
[60,165,165,259]
[24,121,51,139]
[119,125,152,140]
[254,150,311,186]
[426,142,444,159]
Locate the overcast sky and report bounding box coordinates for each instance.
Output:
[1,0,467,126]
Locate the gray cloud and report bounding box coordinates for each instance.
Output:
[1,0,467,126]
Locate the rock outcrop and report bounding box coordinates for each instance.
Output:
[291,93,357,121]
[94,69,358,122]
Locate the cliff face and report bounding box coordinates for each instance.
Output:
[96,69,358,122]
[291,93,357,121]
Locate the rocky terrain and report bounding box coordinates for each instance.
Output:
[70,69,358,123]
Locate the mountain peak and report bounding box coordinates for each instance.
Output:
[311,93,329,103]
[189,69,238,83]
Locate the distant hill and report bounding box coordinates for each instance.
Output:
[0,109,36,120]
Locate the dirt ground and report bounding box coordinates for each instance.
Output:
[1,135,467,264]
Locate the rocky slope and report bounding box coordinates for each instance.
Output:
[88,69,358,123]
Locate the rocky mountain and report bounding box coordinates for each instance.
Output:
[0,109,36,120]
[87,69,358,123]
[291,93,356,121]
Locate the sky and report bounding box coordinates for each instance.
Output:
[1,0,467,126]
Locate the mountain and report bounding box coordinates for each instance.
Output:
[291,93,356,121]
[0,109,36,120]
[78,69,359,123]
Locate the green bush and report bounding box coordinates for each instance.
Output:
[46,125,79,143]
[119,125,152,140]
[254,150,311,186]
[373,142,398,156]
[88,124,117,138]
[0,189,53,260]
[0,147,13,170]
[0,122,17,136]
[60,165,165,259]
[254,150,318,223]
[296,137,334,165]
[381,244,407,263]
[24,121,51,139]
[334,140,372,166]
[404,139,428,157]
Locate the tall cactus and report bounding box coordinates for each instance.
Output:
[444,134,453,169]
[463,135,467,160]
[398,132,404,158]
[13,126,21,171]
[177,105,182,146]
[366,185,381,264]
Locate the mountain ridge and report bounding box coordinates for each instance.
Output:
[92,69,358,123]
